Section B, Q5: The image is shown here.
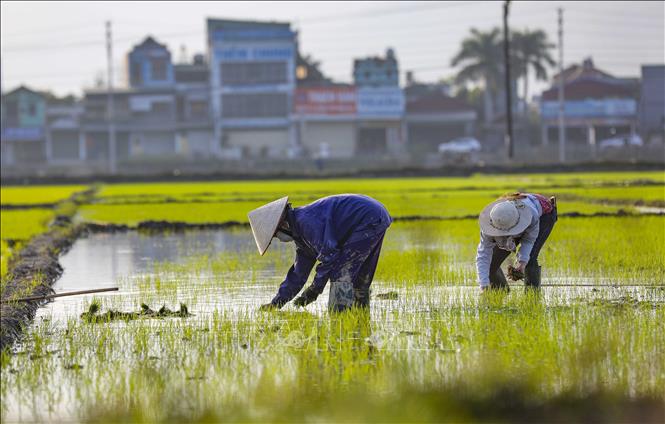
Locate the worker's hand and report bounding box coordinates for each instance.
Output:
[515,261,527,274]
[259,303,279,311]
[293,286,320,307]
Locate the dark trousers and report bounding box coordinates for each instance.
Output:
[489,207,558,288]
[328,231,386,311]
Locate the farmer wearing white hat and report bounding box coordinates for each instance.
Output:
[248,194,392,312]
[476,192,557,290]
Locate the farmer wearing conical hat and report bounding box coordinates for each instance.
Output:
[248,194,392,312]
[476,192,557,291]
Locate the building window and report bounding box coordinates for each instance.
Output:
[151,58,168,80]
[5,100,19,125]
[220,62,288,85]
[28,103,37,116]
[130,61,142,86]
[189,101,208,119]
[151,102,171,116]
[221,93,288,118]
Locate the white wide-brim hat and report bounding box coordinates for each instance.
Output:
[479,199,533,237]
[248,196,289,255]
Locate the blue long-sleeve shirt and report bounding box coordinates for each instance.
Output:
[476,194,543,288]
[271,194,392,306]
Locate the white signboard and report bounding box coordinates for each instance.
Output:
[356,87,404,117]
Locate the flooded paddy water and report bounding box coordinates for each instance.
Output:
[2,173,664,422]
[35,227,665,325]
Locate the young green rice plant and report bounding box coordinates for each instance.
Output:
[0,185,88,206]
[0,209,54,241]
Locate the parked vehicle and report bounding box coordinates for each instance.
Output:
[598,134,643,150]
[438,137,481,154]
[438,137,481,164]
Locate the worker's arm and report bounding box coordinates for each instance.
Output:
[516,216,540,265]
[269,249,316,307]
[304,208,344,294]
[476,232,495,288]
[319,209,341,264]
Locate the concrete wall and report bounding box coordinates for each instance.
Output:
[51,130,79,160]
[226,128,289,157]
[640,65,665,139]
[177,130,213,157]
[130,131,176,156]
[301,122,355,158]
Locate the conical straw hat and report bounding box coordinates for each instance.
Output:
[248,196,289,255]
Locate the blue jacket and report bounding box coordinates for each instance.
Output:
[271,194,392,306]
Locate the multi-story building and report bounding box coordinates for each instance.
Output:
[351,49,405,156]
[353,48,399,88]
[80,36,214,167]
[1,86,46,165]
[174,54,214,158]
[540,58,639,147]
[639,65,665,144]
[44,94,84,164]
[207,18,297,158]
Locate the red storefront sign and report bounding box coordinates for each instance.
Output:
[294,87,357,115]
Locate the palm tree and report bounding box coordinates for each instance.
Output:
[450,28,503,124]
[511,29,555,108]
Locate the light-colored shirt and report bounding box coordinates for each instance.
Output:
[476,194,543,287]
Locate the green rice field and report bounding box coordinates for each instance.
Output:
[1,171,664,422]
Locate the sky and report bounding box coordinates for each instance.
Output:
[1,1,663,98]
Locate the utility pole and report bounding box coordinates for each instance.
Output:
[557,8,566,163]
[105,21,117,175]
[503,1,514,160]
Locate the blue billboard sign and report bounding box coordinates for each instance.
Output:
[1,127,44,141]
[357,87,404,117]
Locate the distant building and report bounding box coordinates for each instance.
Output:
[294,84,358,158]
[404,71,452,101]
[128,37,175,88]
[540,58,638,147]
[1,86,46,165]
[207,18,298,158]
[353,48,399,88]
[79,38,216,166]
[174,54,214,158]
[639,65,665,143]
[404,90,477,155]
[45,95,84,164]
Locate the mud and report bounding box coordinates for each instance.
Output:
[1,203,57,210]
[376,291,399,300]
[82,220,249,235]
[0,225,83,349]
[393,209,663,222]
[80,302,191,323]
[0,189,96,350]
[557,193,665,209]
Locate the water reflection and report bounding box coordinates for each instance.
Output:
[55,230,253,291]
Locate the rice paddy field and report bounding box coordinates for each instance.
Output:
[1,171,664,423]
